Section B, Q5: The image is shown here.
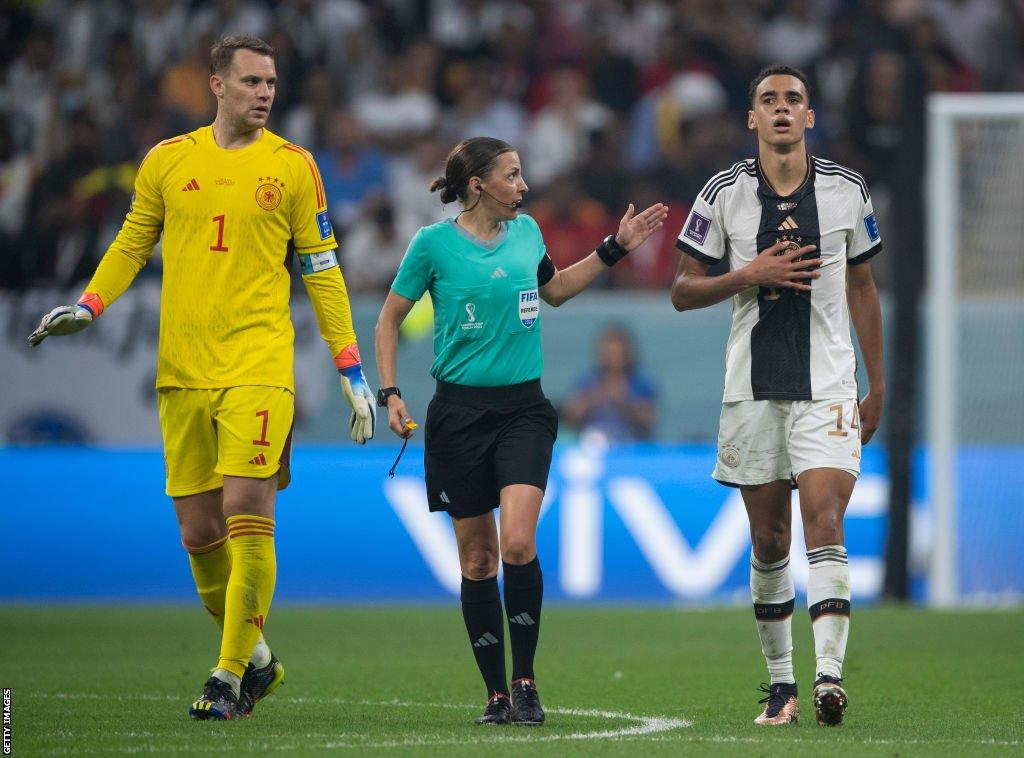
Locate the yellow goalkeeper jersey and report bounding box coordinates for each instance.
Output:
[86,125,338,391]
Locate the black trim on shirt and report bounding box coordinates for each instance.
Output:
[676,238,720,266]
[813,158,869,202]
[848,242,883,266]
[705,165,758,205]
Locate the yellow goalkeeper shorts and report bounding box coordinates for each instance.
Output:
[158,386,295,498]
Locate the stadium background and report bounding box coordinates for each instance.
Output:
[2,0,1023,606]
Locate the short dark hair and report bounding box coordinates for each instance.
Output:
[748,65,810,106]
[430,137,516,204]
[210,36,275,76]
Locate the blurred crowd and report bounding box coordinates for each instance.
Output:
[2,0,1023,295]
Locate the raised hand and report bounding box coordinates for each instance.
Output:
[741,241,821,291]
[615,203,669,251]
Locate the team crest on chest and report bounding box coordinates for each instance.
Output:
[255,176,285,211]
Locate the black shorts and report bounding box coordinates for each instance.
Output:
[424,379,558,519]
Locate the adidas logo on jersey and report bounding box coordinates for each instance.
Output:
[245,614,265,629]
[249,453,267,466]
[181,178,201,192]
[491,267,508,278]
[439,491,451,504]
[778,215,799,231]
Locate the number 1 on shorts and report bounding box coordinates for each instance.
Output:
[253,409,271,447]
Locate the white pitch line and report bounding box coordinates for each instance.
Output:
[29,693,1022,752]
[642,735,1023,747]
[30,692,690,753]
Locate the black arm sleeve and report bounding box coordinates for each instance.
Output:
[537,254,556,286]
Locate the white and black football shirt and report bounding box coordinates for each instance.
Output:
[676,156,882,402]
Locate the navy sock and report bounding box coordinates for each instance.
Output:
[502,557,543,681]
[461,576,507,697]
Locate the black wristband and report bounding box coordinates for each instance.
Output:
[596,234,629,267]
[377,386,401,407]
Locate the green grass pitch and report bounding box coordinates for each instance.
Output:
[2,606,1021,755]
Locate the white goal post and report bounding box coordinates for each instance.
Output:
[926,94,1024,607]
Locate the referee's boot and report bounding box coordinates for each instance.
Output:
[754,682,799,725]
[475,692,512,725]
[189,676,239,720]
[510,678,545,725]
[812,674,848,726]
[238,653,285,717]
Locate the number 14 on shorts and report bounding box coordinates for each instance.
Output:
[828,402,860,438]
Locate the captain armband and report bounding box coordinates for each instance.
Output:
[300,249,339,276]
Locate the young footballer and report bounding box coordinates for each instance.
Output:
[671,65,885,727]
[28,36,375,720]
[375,137,667,725]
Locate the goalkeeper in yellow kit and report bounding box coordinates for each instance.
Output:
[27,36,374,720]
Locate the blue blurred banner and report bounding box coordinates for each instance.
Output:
[1,445,1020,603]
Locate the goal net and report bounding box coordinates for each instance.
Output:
[926,94,1024,605]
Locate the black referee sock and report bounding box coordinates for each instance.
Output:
[460,576,508,698]
[502,557,543,682]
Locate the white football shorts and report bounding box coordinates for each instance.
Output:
[713,398,862,487]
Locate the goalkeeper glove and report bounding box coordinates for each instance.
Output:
[28,304,95,346]
[339,362,375,444]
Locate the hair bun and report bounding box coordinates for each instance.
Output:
[430,175,458,204]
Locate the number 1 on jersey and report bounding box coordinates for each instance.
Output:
[210,214,229,252]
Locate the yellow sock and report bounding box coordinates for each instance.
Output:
[219,515,276,678]
[186,536,232,629]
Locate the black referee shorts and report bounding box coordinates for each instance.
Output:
[424,379,558,519]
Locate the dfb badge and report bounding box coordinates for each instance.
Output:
[255,176,284,211]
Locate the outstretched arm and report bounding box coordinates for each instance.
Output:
[29,157,162,345]
[541,202,668,306]
[847,260,885,444]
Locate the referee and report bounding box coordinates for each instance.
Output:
[375,137,667,725]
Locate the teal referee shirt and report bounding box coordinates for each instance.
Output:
[391,215,547,387]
